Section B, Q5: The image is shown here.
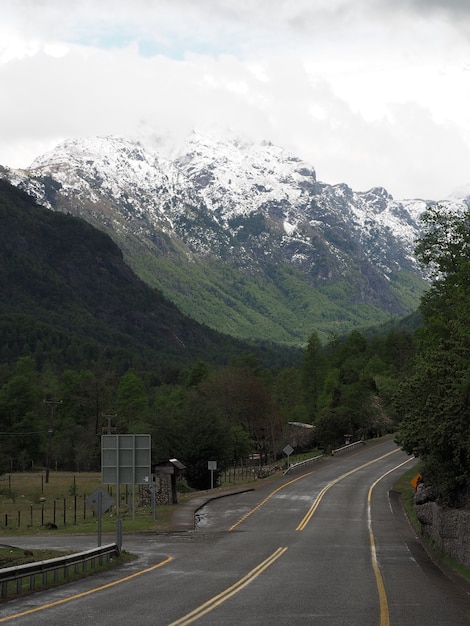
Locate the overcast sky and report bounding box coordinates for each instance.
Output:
[1,0,470,199]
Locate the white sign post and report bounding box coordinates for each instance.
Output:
[208,460,217,489]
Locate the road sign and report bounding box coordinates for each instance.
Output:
[410,473,422,489]
[208,460,217,489]
[86,487,114,515]
[101,434,151,485]
[86,487,114,547]
[283,444,294,469]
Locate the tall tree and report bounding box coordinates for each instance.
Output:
[0,357,44,471]
[116,369,148,431]
[300,332,325,419]
[396,205,470,504]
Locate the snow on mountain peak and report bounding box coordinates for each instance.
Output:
[7,131,470,289]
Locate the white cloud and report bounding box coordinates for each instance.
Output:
[0,0,470,199]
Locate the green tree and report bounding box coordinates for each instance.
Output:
[300,332,325,419]
[185,360,210,387]
[197,367,281,460]
[272,367,310,424]
[116,369,148,431]
[52,369,118,471]
[396,205,470,504]
[0,357,44,471]
[153,385,236,490]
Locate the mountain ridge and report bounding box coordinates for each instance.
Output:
[0,179,297,374]
[4,132,465,344]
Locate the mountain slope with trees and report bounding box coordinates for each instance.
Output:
[0,180,299,375]
[3,134,433,345]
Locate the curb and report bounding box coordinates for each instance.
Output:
[170,487,255,531]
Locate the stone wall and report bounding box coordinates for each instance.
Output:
[415,490,470,569]
[139,475,174,506]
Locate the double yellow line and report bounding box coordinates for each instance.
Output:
[174,448,409,626]
[295,449,414,626]
[0,448,414,626]
[296,448,400,531]
[168,547,287,626]
[228,470,316,531]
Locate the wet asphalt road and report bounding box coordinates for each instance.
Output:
[0,439,468,625]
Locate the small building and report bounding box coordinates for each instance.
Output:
[288,421,315,449]
[153,458,186,505]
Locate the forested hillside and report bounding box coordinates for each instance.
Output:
[0,180,298,375]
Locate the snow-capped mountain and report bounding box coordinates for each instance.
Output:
[3,132,467,344]
[18,133,426,275]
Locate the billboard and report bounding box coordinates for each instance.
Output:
[101,434,151,485]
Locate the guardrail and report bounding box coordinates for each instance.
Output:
[331,440,365,456]
[0,542,120,600]
[284,454,323,475]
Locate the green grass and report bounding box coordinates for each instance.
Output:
[0,545,70,567]
[0,467,277,536]
[392,462,422,533]
[0,471,175,536]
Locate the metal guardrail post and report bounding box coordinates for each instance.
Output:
[331,440,365,456]
[283,454,323,475]
[0,543,119,600]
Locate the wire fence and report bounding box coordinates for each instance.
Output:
[1,495,97,529]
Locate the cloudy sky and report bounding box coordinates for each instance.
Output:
[1,0,470,199]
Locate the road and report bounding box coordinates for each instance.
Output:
[0,438,468,625]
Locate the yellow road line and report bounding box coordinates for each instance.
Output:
[170,448,412,625]
[0,556,173,623]
[0,445,410,625]
[228,470,317,531]
[367,457,415,626]
[296,448,400,530]
[167,547,288,626]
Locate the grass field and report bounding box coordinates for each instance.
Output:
[0,450,317,537]
[0,464,276,536]
[0,471,173,535]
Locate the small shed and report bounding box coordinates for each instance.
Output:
[288,421,315,448]
[153,458,186,505]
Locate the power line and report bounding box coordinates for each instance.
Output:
[0,431,43,436]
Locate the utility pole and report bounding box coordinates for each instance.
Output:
[43,399,62,484]
[101,414,117,435]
